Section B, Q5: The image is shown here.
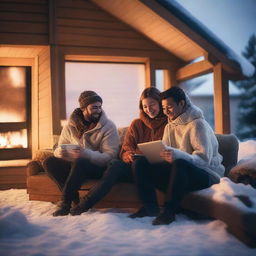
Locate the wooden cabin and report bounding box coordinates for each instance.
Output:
[0,0,253,188]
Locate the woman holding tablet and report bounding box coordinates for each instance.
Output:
[71,87,167,215]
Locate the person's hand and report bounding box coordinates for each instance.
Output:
[127,151,135,163]
[60,148,69,158]
[68,148,81,160]
[160,149,175,163]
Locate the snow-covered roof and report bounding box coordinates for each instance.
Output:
[158,0,255,77]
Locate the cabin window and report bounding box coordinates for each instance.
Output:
[155,70,164,91]
[65,62,145,127]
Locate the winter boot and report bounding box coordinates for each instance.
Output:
[152,208,175,225]
[53,201,71,217]
[128,207,159,218]
[70,197,90,216]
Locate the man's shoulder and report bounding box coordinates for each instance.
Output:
[100,116,118,132]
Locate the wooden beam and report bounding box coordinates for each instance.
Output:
[0,57,34,66]
[213,63,230,134]
[163,69,177,89]
[147,61,155,87]
[65,55,149,63]
[176,60,213,81]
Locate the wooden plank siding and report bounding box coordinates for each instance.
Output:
[37,46,53,149]
[0,166,27,189]
[53,0,182,65]
[0,0,49,45]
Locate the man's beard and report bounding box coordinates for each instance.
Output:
[88,112,101,123]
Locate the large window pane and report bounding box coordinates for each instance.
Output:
[65,62,145,127]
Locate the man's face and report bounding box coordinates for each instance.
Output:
[82,102,102,122]
[162,97,185,121]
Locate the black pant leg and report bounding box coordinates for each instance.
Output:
[164,159,211,212]
[62,158,105,203]
[131,156,160,215]
[84,159,132,208]
[43,156,71,191]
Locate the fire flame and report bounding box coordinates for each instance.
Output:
[0,129,27,149]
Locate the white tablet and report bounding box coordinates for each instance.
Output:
[137,140,166,163]
[59,144,80,151]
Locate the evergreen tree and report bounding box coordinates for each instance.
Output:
[235,34,256,140]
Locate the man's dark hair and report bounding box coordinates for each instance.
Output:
[160,86,186,105]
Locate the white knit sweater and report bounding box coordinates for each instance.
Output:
[162,103,225,181]
[54,111,120,167]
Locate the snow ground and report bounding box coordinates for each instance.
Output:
[1,140,256,256]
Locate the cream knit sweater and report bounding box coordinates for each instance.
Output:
[54,111,120,167]
[162,103,225,181]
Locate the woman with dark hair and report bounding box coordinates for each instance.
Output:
[71,87,168,215]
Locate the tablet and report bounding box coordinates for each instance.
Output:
[137,140,166,163]
[59,144,80,151]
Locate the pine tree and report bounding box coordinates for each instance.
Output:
[235,34,256,140]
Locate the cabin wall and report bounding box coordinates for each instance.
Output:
[1,0,183,139]
[0,0,49,45]
[37,47,52,149]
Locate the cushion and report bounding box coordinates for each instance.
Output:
[215,134,239,176]
[118,127,128,145]
[229,155,256,188]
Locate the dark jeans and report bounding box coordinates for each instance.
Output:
[84,159,133,209]
[43,156,105,203]
[132,157,218,214]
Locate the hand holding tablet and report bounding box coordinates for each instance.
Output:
[137,140,167,163]
[59,144,81,158]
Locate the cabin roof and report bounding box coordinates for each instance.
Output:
[92,0,254,78]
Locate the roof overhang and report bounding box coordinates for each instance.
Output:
[92,0,253,80]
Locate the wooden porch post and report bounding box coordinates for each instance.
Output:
[163,69,176,90]
[213,63,230,134]
[145,60,155,87]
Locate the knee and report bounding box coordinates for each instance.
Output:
[73,157,90,167]
[108,159,123,169]
[172,159,189,177]
[42,156,57,170]
[132,156,149,176]
[104,160,126,177]
[132,156,148,168]
[173,159,190,169]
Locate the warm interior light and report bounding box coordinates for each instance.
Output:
[8,67,25,88]
[0,111,24,122]
[0,129,27,149]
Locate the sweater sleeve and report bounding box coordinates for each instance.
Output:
[119,120,139,163]
[168,120,214,167]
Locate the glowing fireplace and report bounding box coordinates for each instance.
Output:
[0,66,31,160]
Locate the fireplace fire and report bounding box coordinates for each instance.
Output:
[0,129,27,149]
[0,66,31,160]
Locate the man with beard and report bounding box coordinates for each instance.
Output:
[43,91,120,216]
